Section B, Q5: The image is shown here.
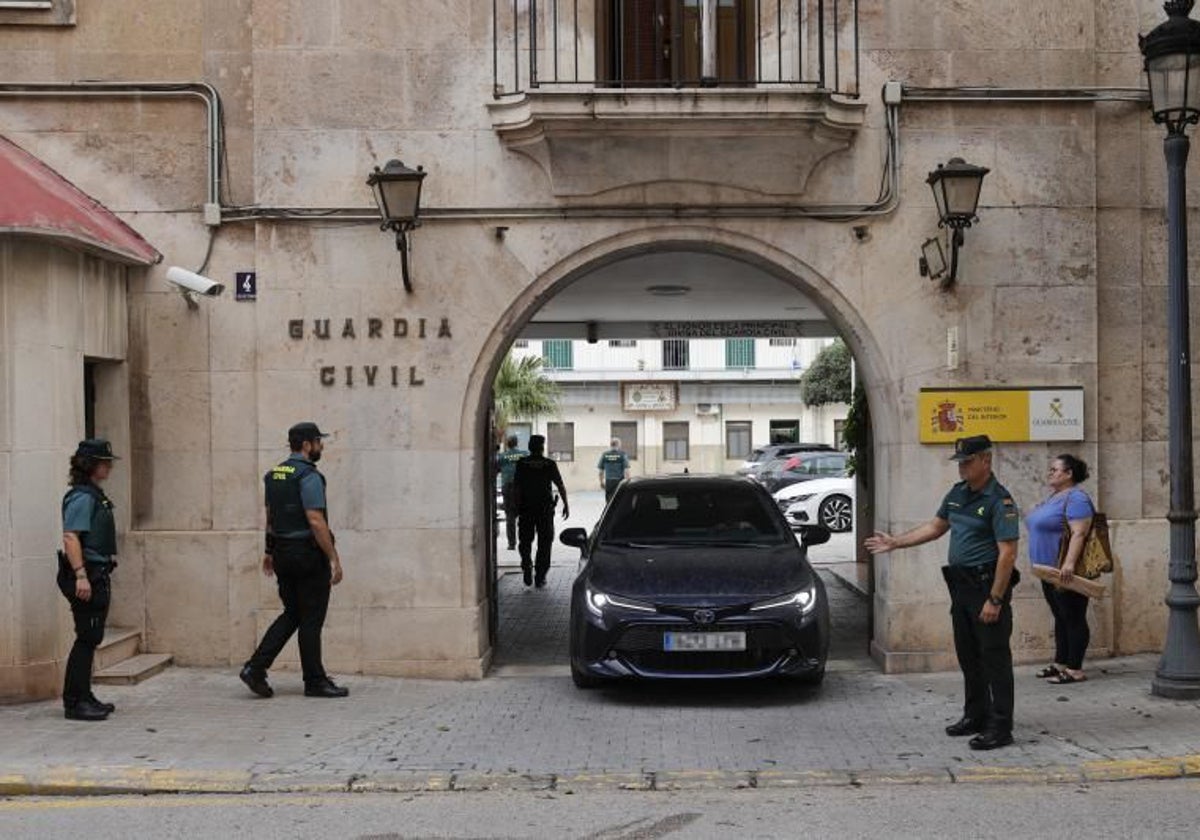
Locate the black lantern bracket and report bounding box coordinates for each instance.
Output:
[923,157,990,290]
[367,159,427,293]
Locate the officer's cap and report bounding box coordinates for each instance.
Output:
[950,434,992,461]
[288,421,328,442]
[75,438,119,460]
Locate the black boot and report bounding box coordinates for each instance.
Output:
[944,716,985,737]
[87,693,116,714]
[64,698,110,721]
[239,663,274,698]
[304,678,349,698]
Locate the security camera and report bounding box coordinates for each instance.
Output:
[165,266,224,297]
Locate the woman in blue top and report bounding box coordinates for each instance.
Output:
[1025,454,1095,684]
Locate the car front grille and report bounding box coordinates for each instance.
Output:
[613,622,794,674]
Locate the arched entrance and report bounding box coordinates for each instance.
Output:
[462,226,899,675]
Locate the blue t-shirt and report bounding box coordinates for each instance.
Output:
[62,491,108,565]
[1026,487,1094,567]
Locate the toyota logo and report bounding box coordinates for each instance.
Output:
[692,609,717,625]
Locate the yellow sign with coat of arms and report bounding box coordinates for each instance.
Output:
[919,388,1084,443]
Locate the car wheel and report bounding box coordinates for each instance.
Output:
[571,660,601,689]
[818,494,852,532]
[794,664,826,687]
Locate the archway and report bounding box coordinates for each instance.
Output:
[461,225,899,675]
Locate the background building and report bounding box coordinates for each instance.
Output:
[506,337,847,489]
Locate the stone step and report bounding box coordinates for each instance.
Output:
[93,653,174,685]
[95,627,141,672]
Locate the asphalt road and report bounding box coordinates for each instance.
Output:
[4,779,1199,839]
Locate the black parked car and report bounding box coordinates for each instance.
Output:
[561,475,831,688]
[734,442,834,478]
[758,451,851,494]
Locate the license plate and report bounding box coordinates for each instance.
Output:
[663,631,746,652]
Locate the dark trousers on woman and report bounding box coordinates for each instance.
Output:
[944,563,1017,736]
[247,541,331,687]
[1041,581,1090,670]
[58,564,110,708]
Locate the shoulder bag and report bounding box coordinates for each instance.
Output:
[1056,492,1115,580]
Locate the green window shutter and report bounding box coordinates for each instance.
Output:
[542,339,573,370]
[725,338,755,369]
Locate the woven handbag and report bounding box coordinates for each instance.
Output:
[1057,499,1115,580]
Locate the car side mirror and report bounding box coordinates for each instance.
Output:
[560,527,588,550]
[799,524,831,546]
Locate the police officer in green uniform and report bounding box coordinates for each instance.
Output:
[512,434,569,588]
[59,439,121,721]
[865,435,1020,750]
[240,422,348,699]
[496,435,528,550]
[597,437,630,502]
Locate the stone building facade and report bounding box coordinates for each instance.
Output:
[0,1,1190,698]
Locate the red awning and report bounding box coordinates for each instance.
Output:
[0,134,161,266]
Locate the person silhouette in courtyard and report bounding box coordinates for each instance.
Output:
[512,434,569,588]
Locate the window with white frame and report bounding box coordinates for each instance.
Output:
[725,421,752,460]
[547,422,575,462]
[663,422,690,461]
[0,0,74,25]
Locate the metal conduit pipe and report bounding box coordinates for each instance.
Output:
[222,102,903,224]
[220,83,1151,225]
[0,81,223,208]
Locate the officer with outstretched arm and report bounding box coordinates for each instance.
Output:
[865,435,1020,750]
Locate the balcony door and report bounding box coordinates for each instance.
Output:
[598,0,755,87]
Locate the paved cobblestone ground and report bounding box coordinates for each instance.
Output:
[3,654,1197,785]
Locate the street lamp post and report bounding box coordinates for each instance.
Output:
[1141,0,1200,700]
[923,157,990,289]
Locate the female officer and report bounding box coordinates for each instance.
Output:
[59,439,120,721]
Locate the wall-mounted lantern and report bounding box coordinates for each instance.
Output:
[921,157,989,289]
[367,159,426,293]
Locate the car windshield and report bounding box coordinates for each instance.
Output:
[600,483,789,546]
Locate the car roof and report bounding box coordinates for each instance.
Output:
[624,474,762,488]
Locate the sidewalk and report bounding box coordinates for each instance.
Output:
[1,653,1198,796]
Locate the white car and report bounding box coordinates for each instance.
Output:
[774,476,855,533]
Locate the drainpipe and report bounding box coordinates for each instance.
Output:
[0,81,224,220]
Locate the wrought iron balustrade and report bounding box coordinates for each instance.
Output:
[493,0,860,97]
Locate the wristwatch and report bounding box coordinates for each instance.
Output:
[987,594,1004,607]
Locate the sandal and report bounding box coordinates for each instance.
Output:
[1035,665,1062,679]
[1046,672,1086,684]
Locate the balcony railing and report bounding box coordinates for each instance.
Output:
[493,0,860,98]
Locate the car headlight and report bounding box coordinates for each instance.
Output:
[750,584,818,615]
[585,585,655,617]
[791,493,816,504]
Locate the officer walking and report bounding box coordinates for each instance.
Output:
[240,422,348,699]
[597,437,630,502]
[512,434,569,588]
[864,435,1020,750]
[496,435,528,551]
[58,439,121,721]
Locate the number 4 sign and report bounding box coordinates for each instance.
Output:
[235,271,257,301]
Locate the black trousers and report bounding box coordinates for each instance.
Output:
[517,506,555,581]
[944,564,1017,735]
[501,483,518,548]
[58,564,111,708]
[1041,581,1091,670]
[604,479,622,502]
[248,542,331,686]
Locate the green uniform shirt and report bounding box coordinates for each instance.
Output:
[496,448,528,486]
[598,449,629,481]
[936,475,1020,567]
